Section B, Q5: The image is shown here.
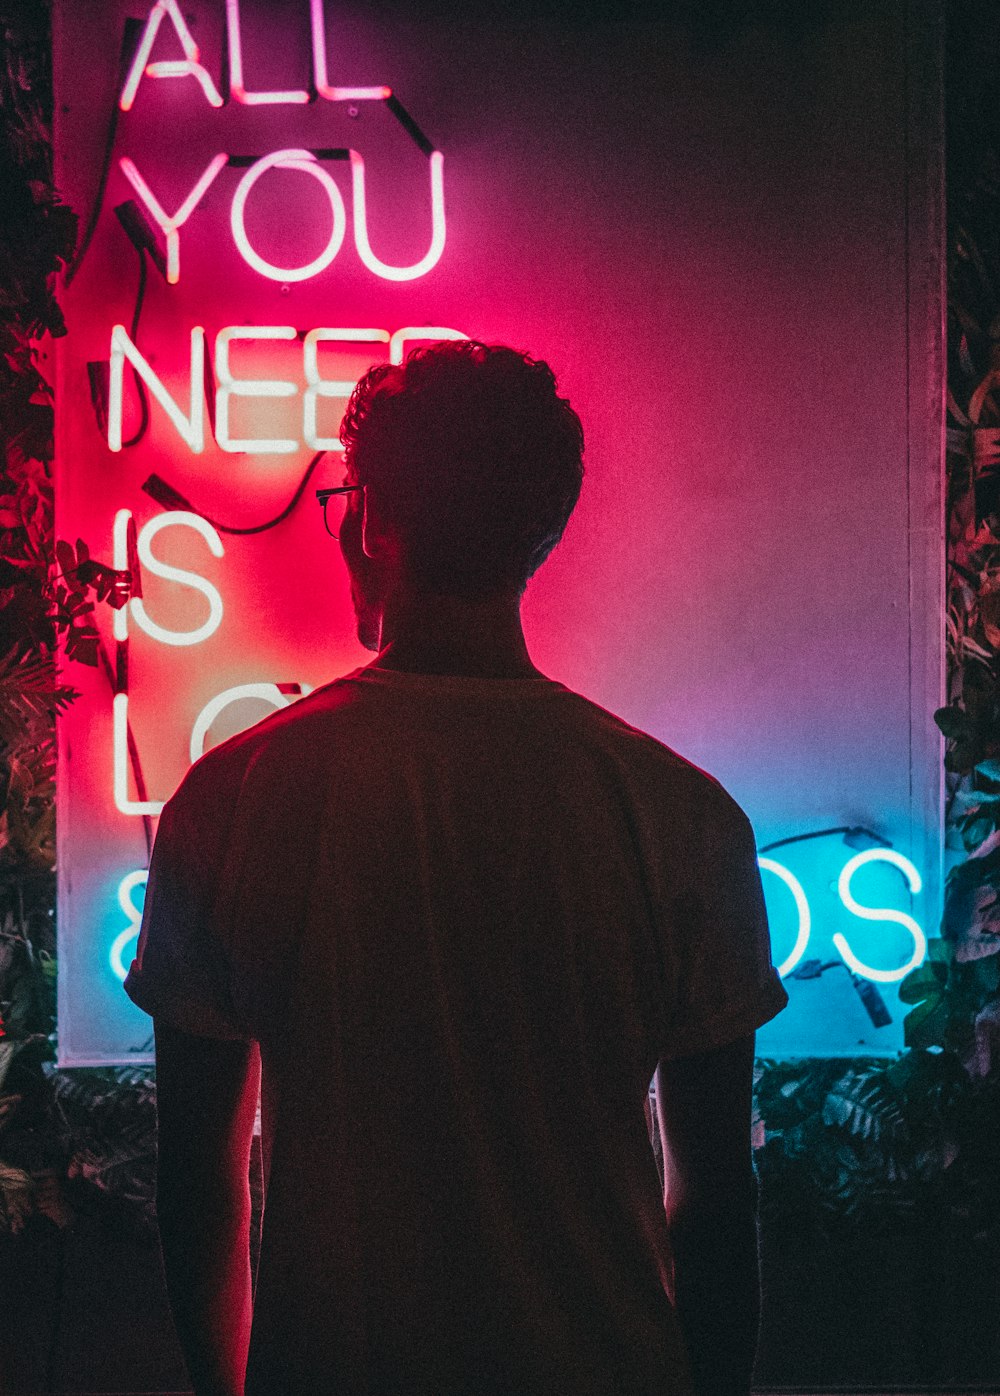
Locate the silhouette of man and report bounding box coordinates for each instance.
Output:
[125,341,787,1396]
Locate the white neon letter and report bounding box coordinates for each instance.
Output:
[114,695,166,816]
[110,871,149,981]
[215,326,299,454]
[230,150,347,283]
[303,328,390,450]
[833,850,927,984]
[226,0,308,104]
[309,0,391,102]
[758,858,811,979]
[109,324,205,453]
[388,326,468,366]
[119,0,223,111]
[118,155,227,284]
[190,682,313,763]
[350,149,445,282]
[131,512,224,647]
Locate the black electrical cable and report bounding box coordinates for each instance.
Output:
[759,825,891,854]
[64,19,143,288]
[143,450,329,536]
[121,244,149,449]
[63,107,118,289]
[788,956,891,1028]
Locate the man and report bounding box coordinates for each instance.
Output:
[125,341,787,1396]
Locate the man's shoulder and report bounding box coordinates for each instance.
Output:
[563,689,745,825]
[163,672,365,818]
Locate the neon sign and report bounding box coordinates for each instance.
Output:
[833,850,926,983]
[117,147,446,285]
[118,153,228,284]
[108,325,467,455]
[54,0,937,1063]
[120,0,392,112]
[109,872,149,983]
[760,850,926,984]
[118,0,224,112]
[53,0,472,1061]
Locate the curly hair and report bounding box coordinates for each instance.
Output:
[339,340,584,599]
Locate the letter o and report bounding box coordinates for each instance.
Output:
[190,683,313,763]
[758,857,811,979]
[231,149,347,283]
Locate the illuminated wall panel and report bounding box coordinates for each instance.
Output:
[54,0,942,1063]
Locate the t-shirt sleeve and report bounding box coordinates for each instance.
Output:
[659,793,788,1060]
[123,789,252,1042]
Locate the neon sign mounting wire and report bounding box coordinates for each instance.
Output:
[64,19,143,288]
[757,825,892,854]
[141,450,328,536]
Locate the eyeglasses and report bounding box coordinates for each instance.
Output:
[315,485,363,540]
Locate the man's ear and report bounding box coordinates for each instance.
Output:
[361,486,392,560]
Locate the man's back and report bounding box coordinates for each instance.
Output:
[128,664,786,1395]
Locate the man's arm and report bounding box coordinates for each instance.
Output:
[655,1032,760,1396]
[154,1020,260,1396]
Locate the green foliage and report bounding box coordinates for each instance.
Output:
[0,0,138,1237]
[895,141,1000,1075]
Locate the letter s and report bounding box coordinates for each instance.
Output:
[132,511,224,646]
[833,849,927,983]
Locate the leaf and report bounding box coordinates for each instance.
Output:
[971,997,1000,1077]
[0,1162,33,1236]
[65,629,100,667]
[935,704,970,740]
[955,788,1000,808]
[904,995,952,1051]
[0,646,79,748]
[31,1172,73,1229]
[53,538,76,577]
[0,1040,21,1094]
[946,878,1000,963]
[955,915,1000,965]
[822,1068,906,1142]
[0,1093,23,1130]
[898,960,948,1005]
[968,826,1000,862]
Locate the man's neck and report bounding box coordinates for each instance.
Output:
[370,589,542,679]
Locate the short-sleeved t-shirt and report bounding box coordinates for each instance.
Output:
[125,665,787,1396]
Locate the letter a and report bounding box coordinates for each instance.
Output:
[120,0,223,112]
